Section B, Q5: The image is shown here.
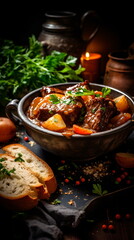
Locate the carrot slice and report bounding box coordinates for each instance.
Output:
[73,124,94,135]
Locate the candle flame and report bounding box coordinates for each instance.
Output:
[85,52,90,58]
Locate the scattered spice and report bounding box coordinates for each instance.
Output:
[28,141,36,147]
[68,199,76,206]
[83,161,110,180]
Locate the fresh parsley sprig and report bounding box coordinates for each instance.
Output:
[92,183,108,196]
[0,36,85,106]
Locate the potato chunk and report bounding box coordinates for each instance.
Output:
[114,95,129,112]
[42,114,66,131]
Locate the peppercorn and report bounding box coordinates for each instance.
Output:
[64,178,69,183]
[101,224,107,230]
[61,160,65,164]
[116,177,122,183]
[80,177,86,183]
[75,180,81,185]
[23,136,29,141]
[108,224,115,230]
[125,213,131,219]
[115,213,121,220]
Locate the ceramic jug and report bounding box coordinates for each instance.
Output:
[38,11,100,61]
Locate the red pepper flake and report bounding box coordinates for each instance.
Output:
[23,136,29,141]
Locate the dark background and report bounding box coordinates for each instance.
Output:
[0,1,134,74]
[0,1,133,47]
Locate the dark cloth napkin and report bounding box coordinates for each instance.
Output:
[0,200,85,240]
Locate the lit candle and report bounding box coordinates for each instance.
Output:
[80,52,102,82]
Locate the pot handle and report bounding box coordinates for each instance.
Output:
[81,10,100,42]
[5,99,22,125]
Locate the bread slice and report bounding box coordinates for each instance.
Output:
[2,143,57,194]
[0,153,49,211]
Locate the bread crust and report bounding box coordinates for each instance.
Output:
[2,143,57,193]
[0,194,38,211]
[0,144,57,211]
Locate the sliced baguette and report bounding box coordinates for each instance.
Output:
[0,153,45,211]
[2,143,57,194]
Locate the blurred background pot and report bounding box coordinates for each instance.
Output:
[104,51,134,97]
[38,10,100,62]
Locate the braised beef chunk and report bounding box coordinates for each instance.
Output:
[41,86,64,97]
[83,97,117,131]
[66,80,90,93]
[37,96,85,127]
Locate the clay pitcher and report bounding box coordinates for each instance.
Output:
[38,10,100,62]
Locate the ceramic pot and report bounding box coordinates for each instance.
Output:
[104,51,134,96]
[5,82,134,161]
[38,11,100,61]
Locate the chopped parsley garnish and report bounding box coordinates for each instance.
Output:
[102,87,111,98]
[100,107,106,111]
[14,153,25,162]
[50,94,76,105]
[49,94,61,104]
[67,88,95,97]
[0,158,16,179]
[91,108,97,114]
[67,87,111,98]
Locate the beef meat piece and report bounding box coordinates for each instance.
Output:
[66,80,90,93]
[83,97,117,131]
[37,96,85,127]
[41,86,64,97]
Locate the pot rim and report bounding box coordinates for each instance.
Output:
[45,11,76,19]
[108,51,134,61]
[18,82,134,138]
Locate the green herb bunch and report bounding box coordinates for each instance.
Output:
[0,35,85,106]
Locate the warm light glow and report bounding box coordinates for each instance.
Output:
[85,52,90,59]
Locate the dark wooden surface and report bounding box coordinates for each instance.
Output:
[63,188,134,240]
[0,125,134,239]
